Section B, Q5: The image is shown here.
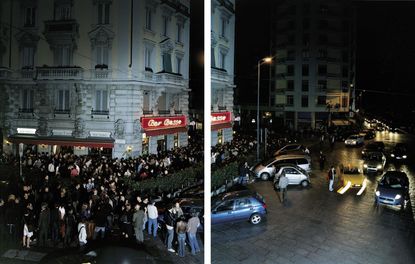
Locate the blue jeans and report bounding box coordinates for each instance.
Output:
[147,218,157,238]
[188,232,200,255]
[178,233,186,257]
[166,228,174,249]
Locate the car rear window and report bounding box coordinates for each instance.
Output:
[297,158,309,165]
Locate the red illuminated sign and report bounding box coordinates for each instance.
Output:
[141,115,187,130]
[211,112,231,125]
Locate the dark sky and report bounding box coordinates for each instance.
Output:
[233,0,415,120]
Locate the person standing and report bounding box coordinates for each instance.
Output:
[147,200,158,239]
[132,204,145,244]
[164,204,176,253]
[328,166,337,192]
[319,151,326,171]
[38,203,50,247]
[176,217,188,257]
[239,162,250,185]
[187,212,201,255]
[22,203,35,248]
[278,172,289,203]
[77,218,87,251]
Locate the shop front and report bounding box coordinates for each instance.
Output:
[141,115,188,154]
[211,112,233,146]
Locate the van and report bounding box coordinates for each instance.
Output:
[251,154,312,181]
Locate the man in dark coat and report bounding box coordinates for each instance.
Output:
[38,203,50,247]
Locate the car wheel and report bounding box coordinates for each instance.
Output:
[250,213,262,225]
[260,172,270,181]
[301,180,309,188]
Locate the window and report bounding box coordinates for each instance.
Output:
[162,53,172,72]
[24,7,36,27]
[162,16,169,37]
[287,80,294,91]
[22,47,34,68]
[220,17,227,38]
[95,90,108,111]
[144,47,152,70]
[211,47,216,67]
[143,91,150,111]
[318,65,327,75]
[55,4,71,20]
[54,45,72,66]
[288,34,295,45]
[235,199,251,210]
[287,50,295,59]
[317,96,327,105]
[342,81,348,91]
[176,56,182,74]
[22,89,34,110]
[176,23,182,43]
[302,65,309,76]
[302,80,309,91]
[98,3,110,24]
[287,65,294,76]
[318,49,327,58]
[302,49,310,59]
[216,200,234,212]
[318,80,327,91]
[58,90,70,110]
[96,46,108,66]
[145,7,152,30]
[286,95,294,106]
[301,95,308,107]
[220,51,226,69]
[303,34,309,46]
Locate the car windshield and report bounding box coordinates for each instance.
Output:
[343,167,359,174]
[380,176,404,189]
[366,153,382,161]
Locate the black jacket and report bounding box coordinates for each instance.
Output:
[164,210,176,227]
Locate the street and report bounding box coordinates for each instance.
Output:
[212,130,415,264]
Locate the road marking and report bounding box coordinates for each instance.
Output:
[337,181,351,194]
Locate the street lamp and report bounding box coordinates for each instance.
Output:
[257,57,272,161]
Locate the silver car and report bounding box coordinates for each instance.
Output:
[345,134,364,146]
[363,151,386,174]
[273,165,311,189]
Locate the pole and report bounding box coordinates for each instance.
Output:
[257,61,260,161]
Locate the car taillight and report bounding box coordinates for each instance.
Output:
[262,203,267,209]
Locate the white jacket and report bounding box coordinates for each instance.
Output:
[78,223,87,244]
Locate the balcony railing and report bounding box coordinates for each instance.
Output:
[54,109,70,115]
[91,109,109,115]
[211,67,231,82]
[44,20,79,36]
[37,67,83,80]
[155,72,185,85]
[20,69,35,79]
[19,108,34,113]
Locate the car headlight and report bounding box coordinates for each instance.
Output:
[375,191,380,196]
[377,165,382,169]
[363,164,368,168]
[344,140,347,144]
[395,194,402,200]
[362,151,365,154]
[403,155,407,159]
[391,154,395,157]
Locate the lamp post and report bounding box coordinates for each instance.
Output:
[257,57,272,161]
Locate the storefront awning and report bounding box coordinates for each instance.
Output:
[143,127,188,137]
[211,122,232,131]
[8,135,115,148]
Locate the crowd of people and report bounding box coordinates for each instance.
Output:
[0,132,204,257]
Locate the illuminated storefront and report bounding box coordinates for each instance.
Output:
[211,112,233,146]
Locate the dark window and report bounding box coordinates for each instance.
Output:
[162,53,172,72]
[317,96,327,105]
[302,80,309,91]
[216,200,234,212]
[318,49,327,58]
[24,7,36,27]
[287,80,294,91]
[303,34,309,46]
[302,65,309,76]
[287,50,295,59]
[318,65,327,75]
[318,80,327,91]
[301,95,308,107]
[302,49,310,59]
[288,34,295,45]
[318,34,327,44]
[297,159,308,165]
[286,95,294,106]
[287,65,294,76]
[342,66,348,78]
[342,81,348,91]
[320,4,328,14]
[288,20,295,29]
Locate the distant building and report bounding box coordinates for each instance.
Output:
[211,0,235,145]
[271,0,356,130]
[0,0,191,158]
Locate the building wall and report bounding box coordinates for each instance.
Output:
[0,0,190,158]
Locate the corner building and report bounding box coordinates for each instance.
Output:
[211,0,235,145]
[0,0,190,158]
[272,0,356,130]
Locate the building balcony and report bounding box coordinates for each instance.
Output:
[0,67,12,79]
[86,68,112,79]
[91,109,109,115]
[154,71,186,86]
[36,66,83,80]
[211,67,231,83]
[44,20,79,38]
[54,109,70,115]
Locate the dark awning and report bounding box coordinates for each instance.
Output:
[8,135,114,148]
[143,127,188,137]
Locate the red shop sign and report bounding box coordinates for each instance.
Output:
[211,112,231,125]
[141,115,187,130]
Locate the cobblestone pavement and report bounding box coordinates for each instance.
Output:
[212,131,415,264]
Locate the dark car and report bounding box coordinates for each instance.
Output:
[375,171,409,210]
[361,141,385,158]
[390,143,408,161]
[361,129,376,139]
[177,184,204,198]
[211,190,267,225]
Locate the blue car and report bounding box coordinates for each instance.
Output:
[375,171,410,210]
[211,190,267,225]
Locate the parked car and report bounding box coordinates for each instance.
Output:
[344,134,364,146]
[211,190,267,225]
[251,154,312,181]
[390,143,408,161]
[274,144,309,156]
[273,164,310,189]
[361,141,385,158]
[361,129,376,140]
[363,151,386,174]
[375,171,409,210]
[338,165,367,195]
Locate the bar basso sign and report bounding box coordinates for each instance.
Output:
[211,112,231,125]
[141,115,187,130]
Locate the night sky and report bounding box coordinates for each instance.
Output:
[233,0,415,122]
